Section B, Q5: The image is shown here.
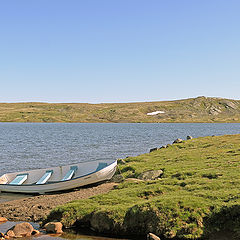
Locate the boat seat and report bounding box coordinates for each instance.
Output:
[61,166,78,181]
[36,170,53,185]
[9,174,28,185]
[96,162,108,172]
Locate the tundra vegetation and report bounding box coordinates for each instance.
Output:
[46,134,240,239]
[0,96,240,123]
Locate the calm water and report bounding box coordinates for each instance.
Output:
[0,122,240,176]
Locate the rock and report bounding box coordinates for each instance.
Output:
[160,145,167,149]
[125,178,143,183]
[32,229,40,235]
[5,230,15,238]
[110,174,124,183]
[117,159,126,164]
[0,217,7,222]
[90,212,113,232]
[147,233,161,240]
[44,222,63,234]
[187,135,193,140]
[221,100,238,109]
[0,232,5,240]
[173,138,183,144]
[209,106,221,115]
[150,147,158,153]
[6,222,35,238]
[138,170,163,180]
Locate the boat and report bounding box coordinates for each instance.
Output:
[0,159,117,194]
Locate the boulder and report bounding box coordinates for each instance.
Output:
[5,230,15,238]
[90,212,114,232]
[0,232,5,240]
[110,174,124,183]
[187,135,193,140]
[44,222,63,234]
[160,145,167,149]
[5,222,35,238]
[150,147,158,153]
[0,217,7,222]
[138,170,163,180]
[173,138,183,144]
[147,233,161,240]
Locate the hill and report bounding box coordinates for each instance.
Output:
[0,96,240,123]
[46,134,240,239]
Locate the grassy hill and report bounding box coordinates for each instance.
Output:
[46,134,240,239]
[1,96,240,123]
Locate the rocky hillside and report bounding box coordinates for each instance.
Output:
[0,96,240,123]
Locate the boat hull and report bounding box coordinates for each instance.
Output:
[0,160,117,194]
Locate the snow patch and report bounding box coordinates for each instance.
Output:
[147,111,165,116]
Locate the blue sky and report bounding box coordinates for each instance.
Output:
[0,0,239,103]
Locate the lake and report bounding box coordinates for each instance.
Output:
[0,122,240,176]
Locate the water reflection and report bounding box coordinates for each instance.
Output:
[0,221,132,240]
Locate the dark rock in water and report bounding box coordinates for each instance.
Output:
[111,174,124,183]
[147,233,161,240]
[187,135,193,140]
[150,147,158,153]
[5,222,35,238]
[173,138,183,144]
[44,222,63,234]
[138,170,163,180]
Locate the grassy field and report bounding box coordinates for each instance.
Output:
[1,96,240,123]
[46,134,240,239]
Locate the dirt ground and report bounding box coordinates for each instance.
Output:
[0,182,116,222]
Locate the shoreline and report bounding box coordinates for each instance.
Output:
[0,182,116,222]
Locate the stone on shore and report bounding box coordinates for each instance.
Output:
[0,232,5,240]
[187,135,193,140]
[138,170,163,180]
[110,174,124,183]
[0,217,7,222]
[173,138,183,144]
[147,233,161,240]
[150,147,158,153]
[5,222,35,238]
[44,222,63,234]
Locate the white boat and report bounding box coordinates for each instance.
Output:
[0,160,117,194]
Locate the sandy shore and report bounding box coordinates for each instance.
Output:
[0,182,116,222]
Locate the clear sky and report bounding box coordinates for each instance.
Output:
[0,0,239,103]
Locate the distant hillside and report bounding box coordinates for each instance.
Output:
[0,96,240,123]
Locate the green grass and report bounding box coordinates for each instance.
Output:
[45,134,240,239]
[0,96,240,123]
